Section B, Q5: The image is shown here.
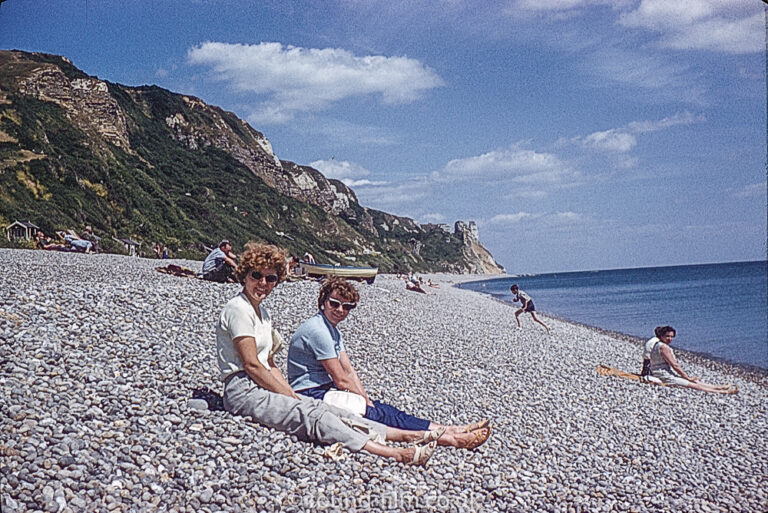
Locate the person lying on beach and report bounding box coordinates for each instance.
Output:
[641,326,737,394]
[510,284,550,334]
[427,279,439,288]
[216,243,439,465]
[405,280,428,293]
[286,277,491,450]
[35,231,68,251]
[55,231,93,253]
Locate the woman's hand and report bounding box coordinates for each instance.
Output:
[234,336,298,398]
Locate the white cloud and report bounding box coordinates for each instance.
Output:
[436,147,579,187]
[506,189,548,200]
[187,41,444,123]
[569,111,706,156]
[351,178,430,210]
[626,111,706,133]
[582,129,636,152]
[729,182,767,199]
[488,212,535,224]
[420,213,446,223]
[309,159,388,188]
[585,46,706,103]
[488,211,589,227]
[514,0,621,13]
[619,0,763,54]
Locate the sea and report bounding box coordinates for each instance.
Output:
[458,260,768,370]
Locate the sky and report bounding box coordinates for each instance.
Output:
[1,0,765,273]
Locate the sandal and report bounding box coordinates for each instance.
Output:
[463,427,491,450]
[413,427,447,446]
[463,419,490,433]
[408,440,437,466]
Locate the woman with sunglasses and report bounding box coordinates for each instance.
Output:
[287,277,492,450]
[217,244,438,465]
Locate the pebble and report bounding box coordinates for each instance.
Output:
[1,249,766,512]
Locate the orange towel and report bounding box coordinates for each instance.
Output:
[596,365,667,386]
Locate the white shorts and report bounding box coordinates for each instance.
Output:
[651,369,692,387]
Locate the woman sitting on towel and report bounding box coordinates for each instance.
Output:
[287,277,492,449]
[217,243,439,465]
[642,326,737,394]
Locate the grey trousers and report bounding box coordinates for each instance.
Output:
[223,371,388,452]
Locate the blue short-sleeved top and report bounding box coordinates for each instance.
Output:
[287,311,345,391]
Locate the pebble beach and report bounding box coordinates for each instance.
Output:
[2,249,766,513]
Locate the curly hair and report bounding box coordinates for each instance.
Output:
[654,325,675,338]
[235,243,287,284]
[317,277,360,310]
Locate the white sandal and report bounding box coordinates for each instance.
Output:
[408,440,437,466]
[413,427,446,446]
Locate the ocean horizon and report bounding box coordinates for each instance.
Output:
[459,260,768,371]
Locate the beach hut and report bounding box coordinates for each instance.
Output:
[5,220,40,242]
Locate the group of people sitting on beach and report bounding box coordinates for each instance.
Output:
[216,243,492,466]
[35,226,99,253]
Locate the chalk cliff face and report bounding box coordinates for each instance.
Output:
[16,59,130,150]
[0,50,503,273]
[454,221,505,274]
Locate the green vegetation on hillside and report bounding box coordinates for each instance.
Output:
[0,50,493,272]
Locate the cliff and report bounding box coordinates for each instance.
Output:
[0,50,503,273]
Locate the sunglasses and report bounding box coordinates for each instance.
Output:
[327,297,357,311]
[250,270,279,283]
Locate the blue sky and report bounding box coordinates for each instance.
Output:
[1,0,765,273]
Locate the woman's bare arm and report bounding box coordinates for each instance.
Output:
[320,355,373,406]
[233,336,299,398]
[660,344,699,382]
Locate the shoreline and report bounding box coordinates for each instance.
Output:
[449,273,768,384]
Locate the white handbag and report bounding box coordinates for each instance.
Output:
[269,329,284,357]
[323,390,367,416]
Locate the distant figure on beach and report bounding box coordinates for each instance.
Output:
[215,243,439,465]
[35,231,67,251]
[56,231,93,253]
[202,240,238,283]
[427,279,439,288]
[79,226,100,253]
[510,284,550,334]
[287,277,492,450]
[303,252,315,264]
[642,326,737,394]
[405,273,427,293]
[405,280,427,293]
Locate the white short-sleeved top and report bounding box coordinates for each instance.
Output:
[644,337,671,373]
[513,289,531,303]
[216,292,272,381]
